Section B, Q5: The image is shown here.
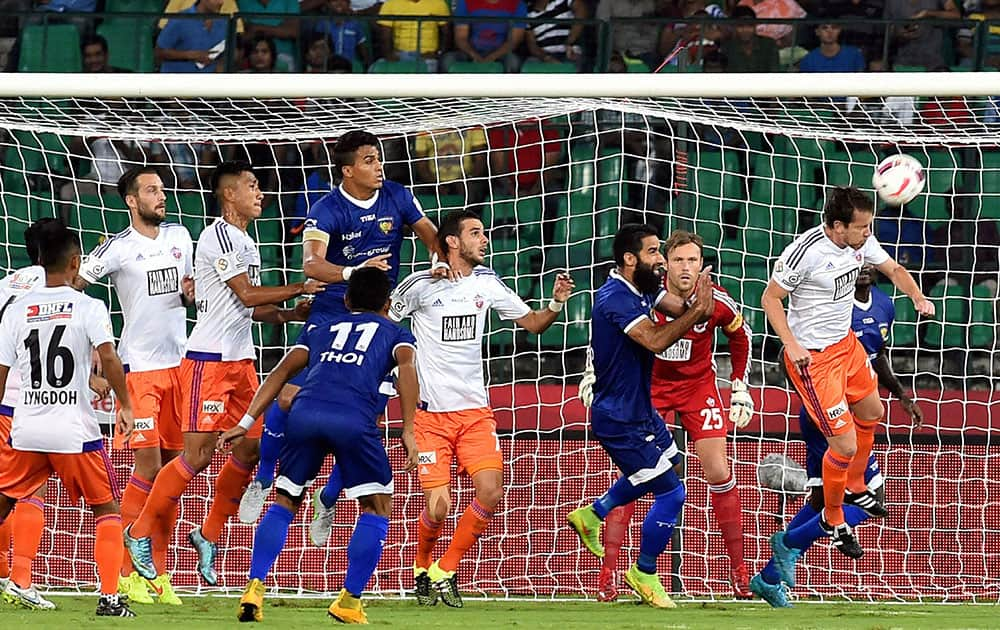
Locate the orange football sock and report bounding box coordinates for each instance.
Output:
[130,456,196,540]
[200,456,252,543]
[10,497,45,589]
[822,449,852,526]
[119,473,153,575]
[415,509,443,571]
[0,512,11,578]
[439,499,493,573]
[95,514,123,595]
[847,419,879,494]
[152,501,179,576]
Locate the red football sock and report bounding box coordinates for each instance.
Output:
[130,456,197,539]
[200,456,252,543]
[708,476,745,571]
[822,449,852,526]
[601,502,635,572]
[95,514,123,595]
[415,509,443,571]
[119,473,152,576]
[439,499,493,573]
[10,497,45,589]
[847,418,879,494]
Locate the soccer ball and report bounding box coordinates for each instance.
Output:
[872,154,925,206]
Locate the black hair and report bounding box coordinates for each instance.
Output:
[80,34,108,53]
[24,217,65,266]
[328,54,353,73]
[613,223,660,267]
[36,221,81,272]
[248,35,277,71]
[210,160,254,198]
[731,5,757,19]
[332,130,380,183]
[437,210,481,256]
[823,186,874,228]
[346,267,391,312]
[117,165,161,203]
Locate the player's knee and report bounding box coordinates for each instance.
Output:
[277,385,299,412]
[475,483,504,511]
[702,461,731,485]
[132,449,163,480]
[90,500,119,518]
[426,490,451,522]
[231,438,261,468]
[358,494,392,517]
[274,492,302,514]
[184,446,214,470]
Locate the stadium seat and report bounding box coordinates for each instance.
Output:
[969,282,997,349]
[825,148,879,192]
[166,191,208,240]
[98,19,156,73]
[550,192,596,269]
[104,0,151,11]
[968,149,1000,220]
[537,269,591,348]
[73,193,131,251]
[446,61,504,74]
[18,24,82,72]
[738,263,770,335]
[893,64,927,72]
[416,193,465,225]
[686,148,744,249]
[368,59,425,73]
[890,286,918,347]
[520,59,577,74]
[904,150,959,227]
[923,280,968,348]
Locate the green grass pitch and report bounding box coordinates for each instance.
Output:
[1,597,997,629]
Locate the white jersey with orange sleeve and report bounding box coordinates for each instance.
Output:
[185,217,261,362]
[0,265,46,413]
[389,266,531,412]
[79,223,193,372]
[771,225,890,351]
[0,286,115,453]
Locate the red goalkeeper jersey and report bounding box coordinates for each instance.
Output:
[650,283,751,399]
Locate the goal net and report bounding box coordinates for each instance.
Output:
[0,74,996,603]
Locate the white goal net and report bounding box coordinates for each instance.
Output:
[0,74,997,603]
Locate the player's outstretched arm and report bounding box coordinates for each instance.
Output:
[876,259,935,317]
[394,345,420,472]
[96,341,134,441]
[253,296,315,324]
[302,239,392,284]
[872,347,924,429]
[226,272,325,309]
[515,273,575,334]
[218,348,310,450]
[628,268,713,353]
[411,218,455,280]
[761,279,810,368]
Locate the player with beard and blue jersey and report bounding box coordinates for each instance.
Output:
[566,223,714,609]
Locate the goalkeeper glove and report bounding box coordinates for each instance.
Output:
[578,350,596,408]
[729,379,754,428]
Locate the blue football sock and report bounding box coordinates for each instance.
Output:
[785,504,870,552]
[321,464,343,509]
[845,504,869,528]
[256,402,288,487]
[760,560,783,585]
[593,475,648,519]
[344,512,390,597]
[636,484,685,574]
[249,503,295,581]
[786,502,818,531]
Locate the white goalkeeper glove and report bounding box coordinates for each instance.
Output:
[729,379,754,428]
[578,349,596,408]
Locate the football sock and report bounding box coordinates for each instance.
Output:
[249,504,295,581]
[344,512,389,597]
[785,504,870,551]
[0,509,11,578]
[152,501,179,575]
[256,402,287,488]
[708,475,744,571]
[415,509,442,570]
[636,485,685,574]
[439,498,493,573]
[821,449,852,526]
[95,514,123,595]
[202,455,253,543]
[847,418,879,494]
[601,502,635,572]
[786,501,819,531]
[130,455,197,539]
[593,475,647,520]
[119,473,153,575]
[321,465,343,509]
[10,498,44,589]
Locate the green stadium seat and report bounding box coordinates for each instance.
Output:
[369,59,425,73]
[904,150,958,226]
[73,193,131,251]
[568,141,596,190]
[625,60,651,73]
[446,60,504,74]
[550,192,596,269]
[969,282,996,349]
[890,286,918,347]
[18,24,81,72]
[105,0,152,11]
[923,280,968,348]
[398,236,418,281]
[520,59,577,73]
[893,64,927,72]
[98,18,156,73]
[537,269,591,348]
[686,149,744,249]
[968,150,1000,220]
[826,149,879,192]
[166,192,208,240]
[739,263,770,336]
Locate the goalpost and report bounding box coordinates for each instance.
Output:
[0,73,997,603]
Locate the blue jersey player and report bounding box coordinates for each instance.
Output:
[239,130,444,522]
[219,267,419,624]
[566,223,714,609]
[751,264,925,607]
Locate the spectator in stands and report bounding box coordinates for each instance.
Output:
[413,127,489,201]
[845,58,917,124]
[161,0,244,39]
[303,33,331,71]
[376,0,450,71]
[721,5,778,72]
[955,26,975,68]
[597,0,660,68]
[156,0,230,73]
[797,23,865,72]
[239,0,301,71]
[312,0,369,66]
[659,4,726,69]
[963,2,1000,67]
[81,34,127,73]
[488,118,563,198]
[525,0,588,70]
[30,0,97,35]
[445,0,528,73]
[814,0,884,58]
[736,0,806,46]
[242,34,278,71]
[885,0,959,69]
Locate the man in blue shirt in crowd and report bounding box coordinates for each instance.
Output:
[156,0,229,73]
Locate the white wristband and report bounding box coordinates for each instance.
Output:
[342,266,355,281]
[548,299,565,313]
[237,414,256,431]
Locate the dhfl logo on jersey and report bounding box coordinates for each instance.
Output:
[26,301,74,322]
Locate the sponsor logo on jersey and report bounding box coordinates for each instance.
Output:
[134,417,155,432]
[862,317,875,324]
[431,299,443,307]
[826,401,848,420]
[215,257,229,273]
[378,217,394,234]
[833,268,860,301]
[441,314,476,342]
[342,231,362,241]
[656,338,692,362]
[825,261,835,270]
[474,294,484,309]
[693,321,708,334]
[248,264,260,286]
[202,400,225,414]
[136,253,145,262]
[26,301,73,323]
[343,245,355,259]
[834,418,847,428]
[171,246,183,260]
[147,267,180,297]
[418,451,436,465]
[360,214,376,223]
[391,299,406,314]
[86,259,106,278]
[9,270,40,291]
